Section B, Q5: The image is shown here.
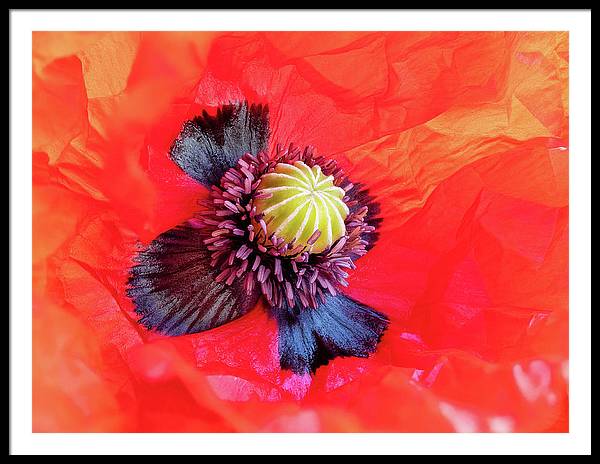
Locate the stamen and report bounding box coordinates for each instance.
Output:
[195,146,378,311]
[252,255,261,271]
[307,230,321,246]
[253,190,271,199]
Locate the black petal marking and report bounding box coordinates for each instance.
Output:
[127,222,261,336]
[170,101,269,186]
[270,295,389,374]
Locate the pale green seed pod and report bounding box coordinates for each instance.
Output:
[253,161,349,254]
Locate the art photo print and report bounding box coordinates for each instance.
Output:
[32,31,569,433]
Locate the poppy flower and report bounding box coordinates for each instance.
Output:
[32,31,569,432]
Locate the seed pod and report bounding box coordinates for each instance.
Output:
[252,161,349,254]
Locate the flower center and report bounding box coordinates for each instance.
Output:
[253,161,349,254]
[195,145,376,310]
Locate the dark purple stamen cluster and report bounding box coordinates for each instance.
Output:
[192,144,376,310]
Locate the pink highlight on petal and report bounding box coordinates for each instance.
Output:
[513,360,552,403]
[439,402,479,433]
